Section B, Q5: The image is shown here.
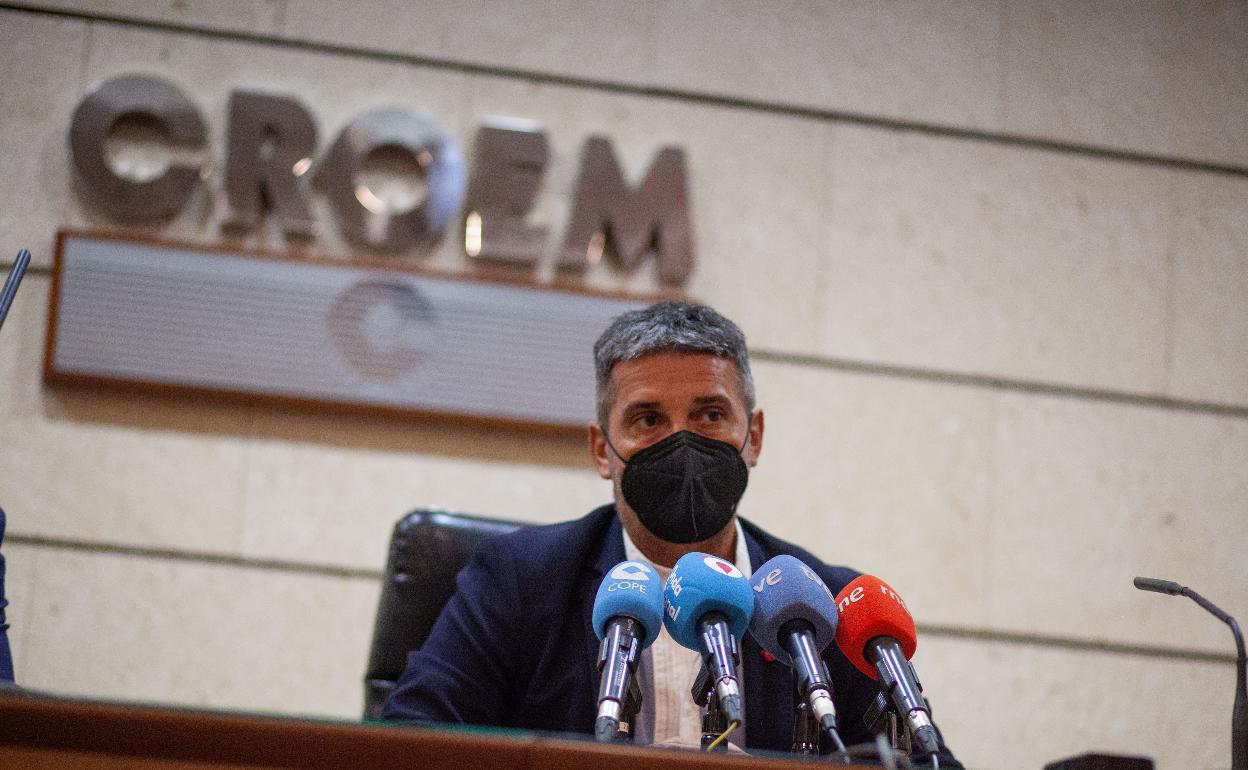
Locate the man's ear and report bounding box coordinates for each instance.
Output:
[745,408,765,468]
[588,423,613,479]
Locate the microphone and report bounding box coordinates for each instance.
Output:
[1135,576,1247,770]
[591,560,665,742]
[748,555,845,748]
[662,552,753,726]
[0,249,32,334]
[1132,577,1183,596]
[834,574,940,757]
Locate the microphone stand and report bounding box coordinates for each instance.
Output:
[849,693,933,768]
[1135,577,1247,770]
[617,674,642,741]
[1236,622,1247,770]
[691,640,737,751]
[791,681,820,755]
[863,690,913,756]
[791,669,852,759]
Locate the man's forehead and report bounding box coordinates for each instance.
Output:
[608,352,744,407]
[619,393,734,412]
[609,350,738,379]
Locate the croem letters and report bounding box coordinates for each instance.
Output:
[70,74,695,283]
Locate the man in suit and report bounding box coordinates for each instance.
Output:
[383,301,959,765]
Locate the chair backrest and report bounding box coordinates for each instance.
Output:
[363,509,527,719]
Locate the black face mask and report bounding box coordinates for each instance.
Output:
[605,423,751,544]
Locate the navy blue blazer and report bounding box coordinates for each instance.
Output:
[0,507,13,683]
[382,505,959,765]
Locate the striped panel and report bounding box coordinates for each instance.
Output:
[49,235,646,428]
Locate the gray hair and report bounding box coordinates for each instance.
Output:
[593,301,755,425]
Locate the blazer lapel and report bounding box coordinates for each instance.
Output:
[740,519,794,751]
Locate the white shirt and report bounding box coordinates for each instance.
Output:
[621,520,753,748]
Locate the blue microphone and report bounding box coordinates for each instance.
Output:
[591,560,664,741]
[749,555,843,747]
[662,552,753,725]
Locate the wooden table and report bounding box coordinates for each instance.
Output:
[0,690,882,769]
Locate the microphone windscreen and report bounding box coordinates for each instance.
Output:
[592,560,665,649]
[1133,576,1183,595]
[662,552,753,651]
[748,555,839,666]
[833,574,917,679]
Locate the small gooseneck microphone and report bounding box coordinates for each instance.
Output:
[1134,576,1246,770]
[591,560,665,742]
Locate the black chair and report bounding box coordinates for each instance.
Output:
[363,509,527,720]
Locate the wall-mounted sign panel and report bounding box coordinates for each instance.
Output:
[45,233,648,431]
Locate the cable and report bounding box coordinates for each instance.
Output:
[705,720,738,751]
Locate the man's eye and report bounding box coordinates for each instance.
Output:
[703,409,725,422]
[635,414,659,428]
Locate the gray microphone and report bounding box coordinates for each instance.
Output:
[748,555,846,751]
[1134,576,1246,770]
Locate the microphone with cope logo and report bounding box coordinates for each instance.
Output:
[834,574,940,758]
[748,555,846,752]
[662,552,753,729]
[591,560,664,742]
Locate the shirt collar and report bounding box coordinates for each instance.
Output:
[621,519,753,579]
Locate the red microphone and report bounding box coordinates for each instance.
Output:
[834,575,939,757]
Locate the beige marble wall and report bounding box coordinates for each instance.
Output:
[822,127,1175,395]
[750,362,1248,656]
[0,12,88,273]
[5,542,380,717]
[24,0,1248,165]
[1,4,1246,770]
[1000,0,1248,166]
[916,634,1237,770]
[15,0,288,34]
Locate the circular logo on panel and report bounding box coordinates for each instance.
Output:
[326,279,439,381]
